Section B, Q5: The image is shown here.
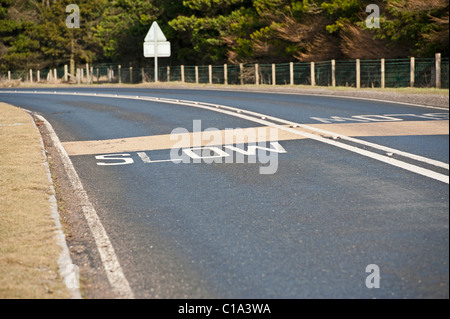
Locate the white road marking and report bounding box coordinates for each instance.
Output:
[311,112,449,124]
[3,90,449,184]
[137,151,182,164]
[96,153,134,166]
[295,124,449,170]
[137,152,151,163]
[29,112,82,299]
[35,114,135,299]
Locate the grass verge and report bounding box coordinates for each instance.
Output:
[0,102,70,299]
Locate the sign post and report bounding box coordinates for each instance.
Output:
[144,22,171,82]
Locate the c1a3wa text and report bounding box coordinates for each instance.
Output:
[177,303,271,316]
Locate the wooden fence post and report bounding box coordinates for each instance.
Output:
[272,63,276,86]
[224,64,228,85]
[436,53,441,89]
[331,59,336,87]
[290,62,294,85]
[356,59,361,88]
[310,62,315,86]
[181,65,185,83]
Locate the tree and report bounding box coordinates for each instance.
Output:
[94,0,162,66]
[376,0,449,57]
[0,0,41,72]
[0,0,106,73]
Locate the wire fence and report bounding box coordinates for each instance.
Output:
[2,55,448,89]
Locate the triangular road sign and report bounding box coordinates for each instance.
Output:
[144,21,167,42]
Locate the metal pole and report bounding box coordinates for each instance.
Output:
[154,26,158,82]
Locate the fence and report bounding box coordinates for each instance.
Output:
[2,54,448,89]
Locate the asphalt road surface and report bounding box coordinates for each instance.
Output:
[1,88,448,299]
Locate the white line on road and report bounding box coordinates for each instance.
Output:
[3,90,449,184]
[35,114,135,299]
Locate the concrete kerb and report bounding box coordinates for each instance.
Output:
[28,109,82,299]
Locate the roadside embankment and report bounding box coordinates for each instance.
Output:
[0,102,72,299]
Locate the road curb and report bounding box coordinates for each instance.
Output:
[34,113,135,299]
[28,110,82,299]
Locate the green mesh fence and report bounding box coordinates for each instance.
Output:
[336,60,356,87]
[414,58,434,88]
[293,62,311,85]
[258,64,272,85]
[227,64,240,85]
[385,59,410,87]
[197,65,208,83]
[360,60,381,88]
[242,64,256,85]
[315,61,331,86]
[275,63,290,85]
[2,56,448,88]
[165,65,181,82]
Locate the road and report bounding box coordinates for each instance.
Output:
[1,87,448,299]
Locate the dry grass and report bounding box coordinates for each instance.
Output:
[0,103,70,299]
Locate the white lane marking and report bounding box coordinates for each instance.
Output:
[163,98,450,171]
[311,113,449,124]
[35,114,135,299]
[29,111,82,299]
[4,91,449,184]
[192,102,449,170]
[295,124,449,170]
[137,152,151,163]
[278,125,449,184]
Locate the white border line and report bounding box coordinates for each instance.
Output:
[29,111,82,299]
[56,91,449,183]
[34,113,135,299]
[3,90,449,183]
